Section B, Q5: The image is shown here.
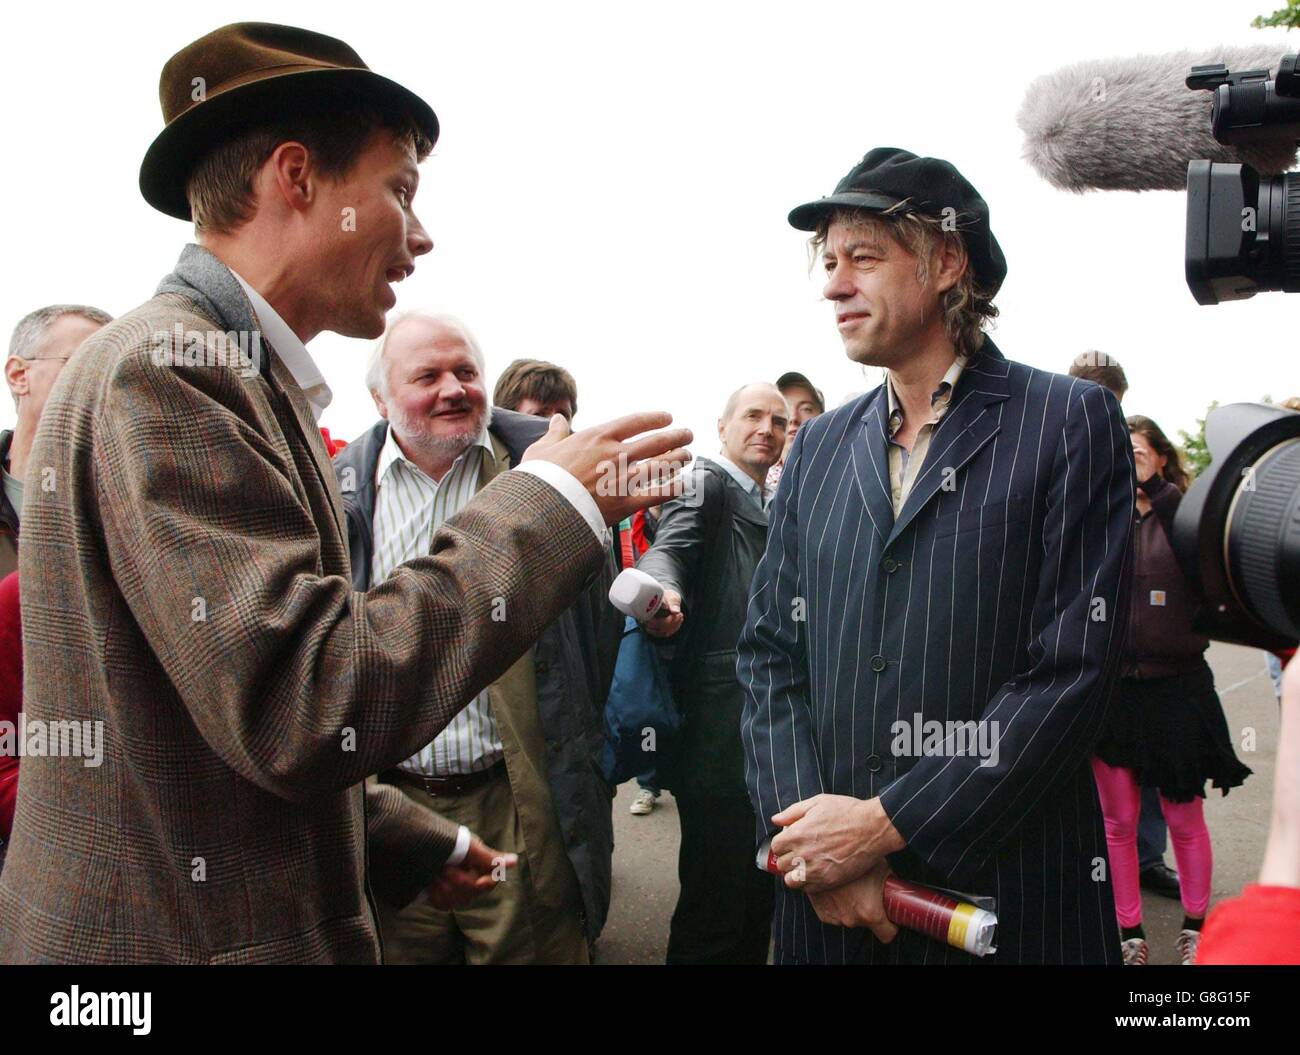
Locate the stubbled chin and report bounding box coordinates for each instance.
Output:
[397,405,488,445]
[844,342,884,367]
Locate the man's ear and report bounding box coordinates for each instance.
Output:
[4,356,28,404]
[932,237,968,295]
[265,141,315,215]
[371,389,388,419]
[717,417,728,445]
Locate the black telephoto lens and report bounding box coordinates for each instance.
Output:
[1173,403,1300,649]
[1186,161,1300,304]
[1227,436,1300,640]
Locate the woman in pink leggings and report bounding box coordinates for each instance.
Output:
[1092,417,1251,965]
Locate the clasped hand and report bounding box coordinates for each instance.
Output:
[770,793,905,943]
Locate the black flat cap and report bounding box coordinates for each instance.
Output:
[788,147,1007,295]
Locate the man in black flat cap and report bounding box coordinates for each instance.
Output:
[738,148,1136,963]
[0,22,688,964]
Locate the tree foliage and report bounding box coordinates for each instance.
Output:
[1177,402,1216,479]
[1253,0,1300,29]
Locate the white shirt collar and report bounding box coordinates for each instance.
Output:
[712,453,762,496]
[377,419,495,487]
[885,355,965,425]
[229,269,333,421]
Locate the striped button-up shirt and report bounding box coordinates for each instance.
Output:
[884,356,965,514]
[371,423,504,776]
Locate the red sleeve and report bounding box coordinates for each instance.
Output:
[318,428,347,457]
[1196,884,1300,964]
[631,509,649,558]
[0,571,22,841]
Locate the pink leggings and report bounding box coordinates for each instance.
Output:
[1090,757,1212,927]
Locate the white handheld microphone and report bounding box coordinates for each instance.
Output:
[609,568,666,623]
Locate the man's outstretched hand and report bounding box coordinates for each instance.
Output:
[522,411,692,525]
[427,837,517,911]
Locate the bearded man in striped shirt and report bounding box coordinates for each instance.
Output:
[334,312,621,964]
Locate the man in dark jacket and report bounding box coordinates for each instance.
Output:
[334,312,622,963]
[639,382,789,964]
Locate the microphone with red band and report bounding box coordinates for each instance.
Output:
[609,567,669,623]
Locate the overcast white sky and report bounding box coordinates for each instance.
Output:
[2,0,1296,450]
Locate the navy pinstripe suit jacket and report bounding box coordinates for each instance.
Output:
[738,341,1135,964]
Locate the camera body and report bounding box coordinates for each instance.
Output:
[1185,61,1300,305]
[1177,59,1300,651]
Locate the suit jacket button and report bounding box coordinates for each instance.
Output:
[535,660,549,675]
[882,557,899,573]
[866,754,883,772]
[869,655,887,672]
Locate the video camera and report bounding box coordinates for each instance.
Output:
[1176,56,1300,652]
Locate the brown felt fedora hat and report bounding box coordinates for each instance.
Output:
[139,22,439,220]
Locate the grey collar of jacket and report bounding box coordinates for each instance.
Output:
[155,243,270,381]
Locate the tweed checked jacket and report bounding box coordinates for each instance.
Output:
[739,341,1135,965]
[0,245,603,963]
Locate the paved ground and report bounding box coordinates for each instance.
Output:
[592,642,1280,965]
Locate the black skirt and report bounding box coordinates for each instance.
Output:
[1094,659,1253,803]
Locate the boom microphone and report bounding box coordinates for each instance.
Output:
[1018,45,1300,192]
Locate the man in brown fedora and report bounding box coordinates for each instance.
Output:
[0,22,689,964]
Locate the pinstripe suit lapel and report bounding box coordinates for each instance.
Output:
[885,352,1011,549]
[848,387,894,541]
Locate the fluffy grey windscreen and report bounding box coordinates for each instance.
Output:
[1018,45,1300,193]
